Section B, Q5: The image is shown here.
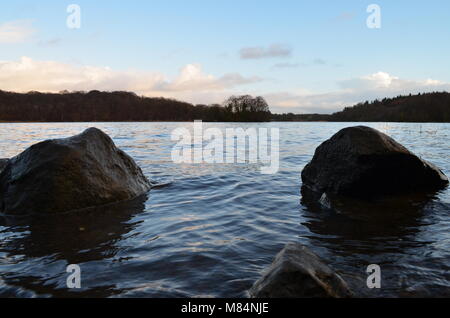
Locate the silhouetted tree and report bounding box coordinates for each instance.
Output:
[223,95,271,122]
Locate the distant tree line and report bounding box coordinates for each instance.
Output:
[271,113,330,121]
[1,90,448,123]
[272,92,450,123]
[0,90,271,122]
[329,92,450,122]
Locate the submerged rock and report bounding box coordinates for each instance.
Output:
[0,128,151,215]
[0,159,8,173]
[301,126,448,198]
[249,243,352,298]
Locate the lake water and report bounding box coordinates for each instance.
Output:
[0,122,449,298]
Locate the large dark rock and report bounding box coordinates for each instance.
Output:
[0,128,151,215]
[301,126,448,198]
[249,243,352,298]
[0,159,8,173]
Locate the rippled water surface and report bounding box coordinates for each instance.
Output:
[0,122,449,297]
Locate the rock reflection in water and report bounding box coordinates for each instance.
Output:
[0,195,148,297]
[300,186,450,297]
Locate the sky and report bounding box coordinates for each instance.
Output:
[1,0,450,114]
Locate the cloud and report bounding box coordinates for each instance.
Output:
[0,57,262,105]
[337,72,450,92]
[266,91,348,114]
[1,58,447,114]
[273,58,328,69]
[240,44,292,59]
[273,62,300,69]
[0,20,35,43]
[38,37,62,47]
[267,72,450,114]
[153,64,262,92]
[313,58,326,65]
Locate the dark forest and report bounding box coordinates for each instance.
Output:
[273,92,450,122]
[0,90,449,122]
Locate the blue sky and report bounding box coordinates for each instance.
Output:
[1,0,450,113]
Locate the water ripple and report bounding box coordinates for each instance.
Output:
[0,122,449,297]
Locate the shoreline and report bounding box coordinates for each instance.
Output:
[1,120,449,124]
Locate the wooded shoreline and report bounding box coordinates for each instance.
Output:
[0,90,449,123]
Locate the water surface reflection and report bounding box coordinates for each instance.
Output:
[0,122,448,297]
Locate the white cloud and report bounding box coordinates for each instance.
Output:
[267,72,450,114]
[337,71,450,93]
[338,72,398,90]
[240,44,292,59]
[0,57,261,105]
[1,58,447,114]
[0,20,35,43]
[153,63,261,92]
